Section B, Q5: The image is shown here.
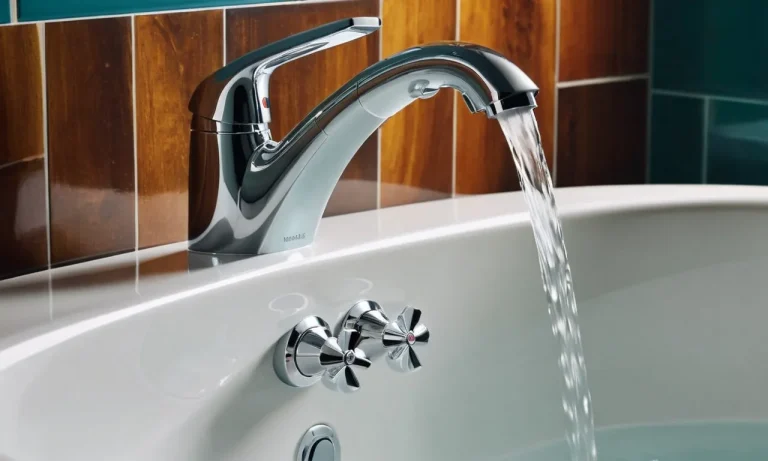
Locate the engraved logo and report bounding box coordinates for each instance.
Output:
[283,233,306,243]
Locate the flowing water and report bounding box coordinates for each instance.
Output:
[497,109,597,461]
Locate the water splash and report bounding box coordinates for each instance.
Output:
[498,109,597,461]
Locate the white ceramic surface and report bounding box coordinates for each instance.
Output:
[1,185,768,461]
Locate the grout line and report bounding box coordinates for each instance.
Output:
[645,0,654,183]
[652,88,768,107]
[39,23,51,273]
[375,0,382,209]
[131,15,140,289]
[451,0,459,197]
[131,16,139,255]
[39,23,54,317]
[552,0,561,184]
[701,97,710,184]
[222,7,227,65]
[10,0,17,22]
[0,0,336,28]
[557,73,649,89]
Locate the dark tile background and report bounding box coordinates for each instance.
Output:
[557,81,648,187]
[649,95,704,184]
[653,0,768,99]
[0,0,652,279]
[707,101,768,186]
[650,0,768,187]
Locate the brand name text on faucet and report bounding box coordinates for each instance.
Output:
[284,233,306,243]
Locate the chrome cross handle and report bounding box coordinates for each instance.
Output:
[319,329,371,393]
[342,301,430,372]
[273,316,371,393]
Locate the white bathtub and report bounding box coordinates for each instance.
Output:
[1,185,767,461]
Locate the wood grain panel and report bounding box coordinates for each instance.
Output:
[380,0,456,207]
[136,11,223,249]
[457,0,556,195]
[556,80,647,187]
[46,18,135,264]
[560,0,650,81]
[0,159,48,279]
[226,0,379,217]
[0,24,44,166]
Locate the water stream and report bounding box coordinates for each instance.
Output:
[498,109,597,461]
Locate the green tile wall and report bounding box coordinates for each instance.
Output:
[17,0,282,21]
[653,0,768,99]
[707,101,768,185]
[1,2,9,23]
[649,95,704,184]
[650,0,768,186]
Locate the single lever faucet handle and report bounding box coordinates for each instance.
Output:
[341,301,430,372]
[273,316,371,392]
[189,17,381,128]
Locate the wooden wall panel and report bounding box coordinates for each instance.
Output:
[0,24,48,279]
[457,0,557,195]
[556,80,647,186]
[0,24,44,166]
[560,0,650,81]
[135,11,223,249]
[0,160,48,279]
[380,0,456,207]
[46,18,135,264]
[226,0,379,216]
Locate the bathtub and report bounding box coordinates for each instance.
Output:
[1,185,767,460]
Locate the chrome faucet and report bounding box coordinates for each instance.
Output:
[188,17,538,255]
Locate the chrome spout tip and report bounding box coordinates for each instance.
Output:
[486,91,538,119]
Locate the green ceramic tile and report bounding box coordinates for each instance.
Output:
[0,1,9,23]
[707,101,768,185]
[18,0,282,21]
[653,0,768,100]
[649,94,704,184]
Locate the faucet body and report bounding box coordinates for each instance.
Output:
[188,17,538,255]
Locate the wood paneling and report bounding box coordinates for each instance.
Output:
[136,11,223,249]
[0,24,47,279]
[380,0,456,208]
[0,24,44,166]
[560,0,650,81]
[457,0,556,195]
[0,159,48,279]
[46,18,135,264]
[226,0,379,216]
[556,80,647,187]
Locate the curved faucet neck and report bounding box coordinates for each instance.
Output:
[188,42,538,255]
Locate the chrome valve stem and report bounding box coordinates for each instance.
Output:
[274,316,371,393]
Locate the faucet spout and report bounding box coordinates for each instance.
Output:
[189,24,538,255]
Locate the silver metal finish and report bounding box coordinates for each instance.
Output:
[188,17,539,255]
[296,424,340,461]
[341,301,430,372]
[273,316,371,392]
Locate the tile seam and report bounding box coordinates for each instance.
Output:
[645,0,654,183]
[552,0,561,184]
[557,73,649,88]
